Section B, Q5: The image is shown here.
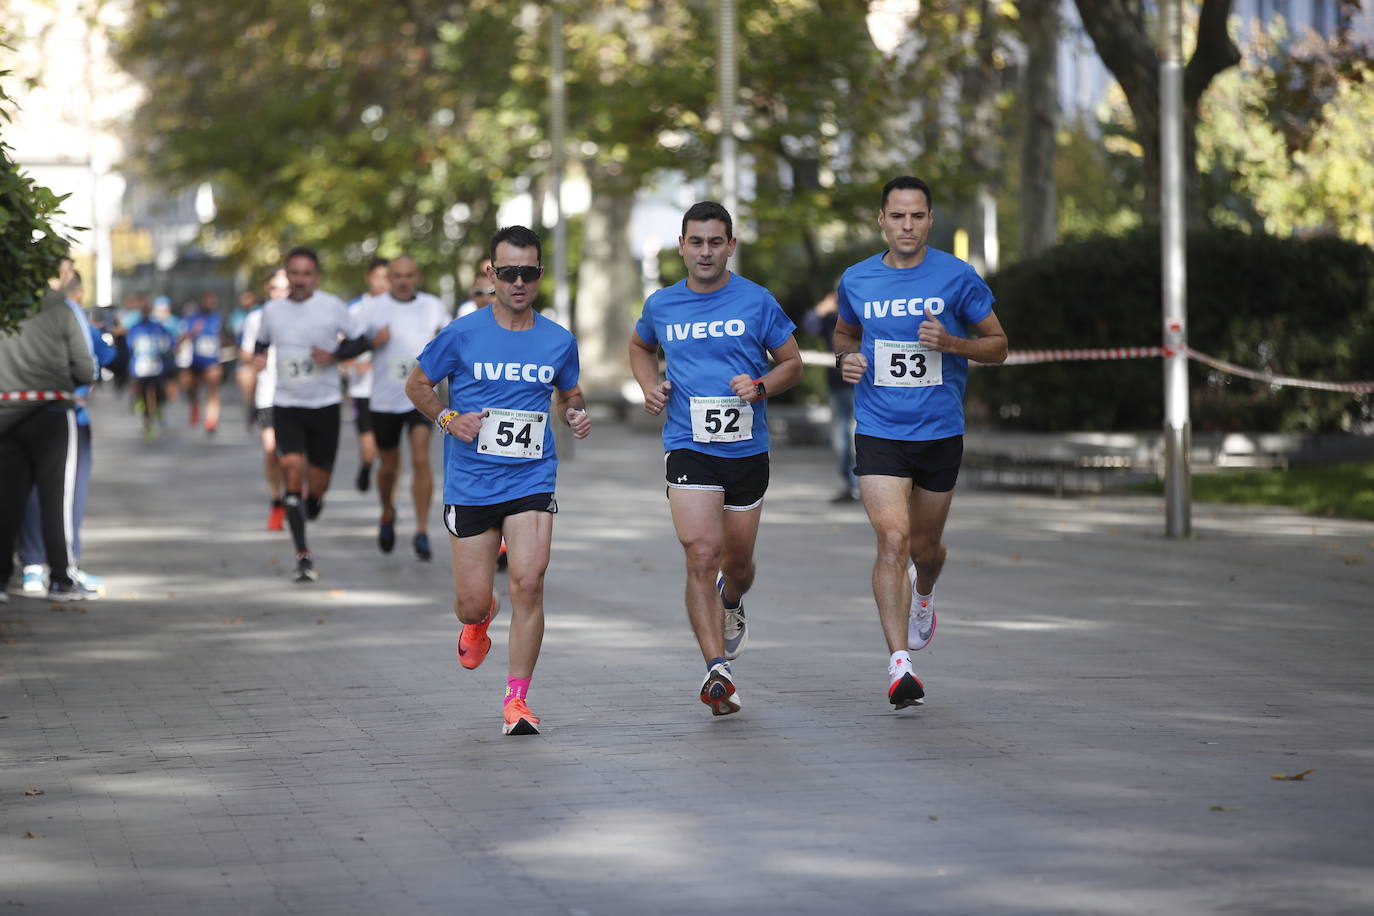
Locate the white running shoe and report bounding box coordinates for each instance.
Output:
[907,562,936,651]
[22,565,46,594]
[700,661,741,716]
[718,573,748,660]
[888,655,925,709]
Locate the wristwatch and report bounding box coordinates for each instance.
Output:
[835,352,854,369]
[753,379,767,399]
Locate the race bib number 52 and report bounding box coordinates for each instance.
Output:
[874,338,942,388]
[690,396,753,443]
[478,408,548,458]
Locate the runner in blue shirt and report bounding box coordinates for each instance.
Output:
[833,176,1008,711]
[629,201,802,718]
[179,291,225,436]
[406,225,591,737]
[126,299,174,443]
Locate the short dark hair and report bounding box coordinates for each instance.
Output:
[285,246,320,268]
[367,256,389,272]
[490,226,542,264]
[880,176,934,212]
[681,201,733,239]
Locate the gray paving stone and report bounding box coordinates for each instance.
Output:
[3,393,1374,914]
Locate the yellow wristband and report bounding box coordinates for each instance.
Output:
[435,409,459,432]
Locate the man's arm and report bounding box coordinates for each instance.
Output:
[833,316,868,384]
[629,331,670,416]
[917,310,1008,365]
[61,305,95,387]
[555,384,592,439]
[730,336,803,403]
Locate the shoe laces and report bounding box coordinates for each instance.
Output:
[724,606,745,634]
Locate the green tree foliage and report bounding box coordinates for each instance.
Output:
[1198,19,1374,245]
[116,1,541,280]
[970,228,1374,433]
[0,35,75,335]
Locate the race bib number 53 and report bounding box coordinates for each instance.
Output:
[478,408,548,458]
[690,396,753,443]
[874,338,942,388]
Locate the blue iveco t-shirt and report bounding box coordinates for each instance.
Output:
[837,248,994,441]
[634,273,796,457]
[417,306,580,507]
[126,319,173,380]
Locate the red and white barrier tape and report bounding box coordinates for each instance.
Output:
[800,346,1374,393]
[0,390,73,402]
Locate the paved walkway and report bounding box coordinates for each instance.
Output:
[3,390,1373,915]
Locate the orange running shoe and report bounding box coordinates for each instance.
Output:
[457,594,500,670]
[267,502,285,531]
[502,697,540,735]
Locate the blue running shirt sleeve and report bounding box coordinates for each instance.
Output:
[635,274,795,457]
[837,249,994,441]
[417,308,580,506]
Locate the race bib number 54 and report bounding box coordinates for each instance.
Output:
[690,396,753,443]
[874,338,942,388]
[478,408,548,458]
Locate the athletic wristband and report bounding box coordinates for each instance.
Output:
[435,409,459,432]
[753,378,767,399]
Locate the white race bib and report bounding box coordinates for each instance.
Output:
[194,336,220,359]
[391,358,416,382]
[874,338,942,388]
[133,355,161,377]
[478,408,548,459]
[689,396,753,443]
[277,350,318,381]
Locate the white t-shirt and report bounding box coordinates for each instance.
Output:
[356,291,449,413]
[240,307,276,410]
[254,291,356,409]
[344,295,374,399]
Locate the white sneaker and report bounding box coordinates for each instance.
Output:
[22,565,46,594]
[888,654,925,708]
[907,562,936,651]
[718,573,748,660]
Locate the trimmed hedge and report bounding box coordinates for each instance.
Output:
[969,228,1374,432]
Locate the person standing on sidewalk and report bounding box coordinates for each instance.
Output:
[356,254,448,561]
[833,175,1008,710]
[252,247,369,583]
[405,225,590,737]
[0,268,98,603]
[628,201,802,718]
[801,288,860,503]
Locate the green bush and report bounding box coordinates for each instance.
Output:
[970,227,1374,432]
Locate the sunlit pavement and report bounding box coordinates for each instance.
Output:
[4,388,1374,915]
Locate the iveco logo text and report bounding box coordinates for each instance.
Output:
[474,362,556,383]
[664,319,747,342]
[862,297,945,319]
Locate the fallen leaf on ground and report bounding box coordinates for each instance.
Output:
[328,590,347,598]
[222,617,243,625]
[1208,805,1244,811]
[1272,769,1313,781]
[1342,556,1362,565]
[23,789,43,796]
[23,831,44,838]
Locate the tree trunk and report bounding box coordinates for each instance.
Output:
[1072,0,1239,228]
[573,180,640,400]
[1019,0,1059,257]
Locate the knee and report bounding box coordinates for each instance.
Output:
[875,528,910,564]
[912,538,945,568]
[507,569,545,604]
[719,556,754,584]
[683,540,722,577]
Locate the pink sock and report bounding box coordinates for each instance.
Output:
[504,677,531,707]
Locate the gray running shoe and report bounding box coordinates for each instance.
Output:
[907,562,936,651]
[699,661,741,716]
[718,573,747,660]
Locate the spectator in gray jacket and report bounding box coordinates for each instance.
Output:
[0,271,99,602]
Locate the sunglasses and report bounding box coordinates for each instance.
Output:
[492,265,542,284]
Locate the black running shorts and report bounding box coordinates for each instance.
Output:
[664,448,769,511]
[273,404,342,472]
[854,434,963,493]
[444,492,558,539]
[370,409,428,451]
[351,396,373,433]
